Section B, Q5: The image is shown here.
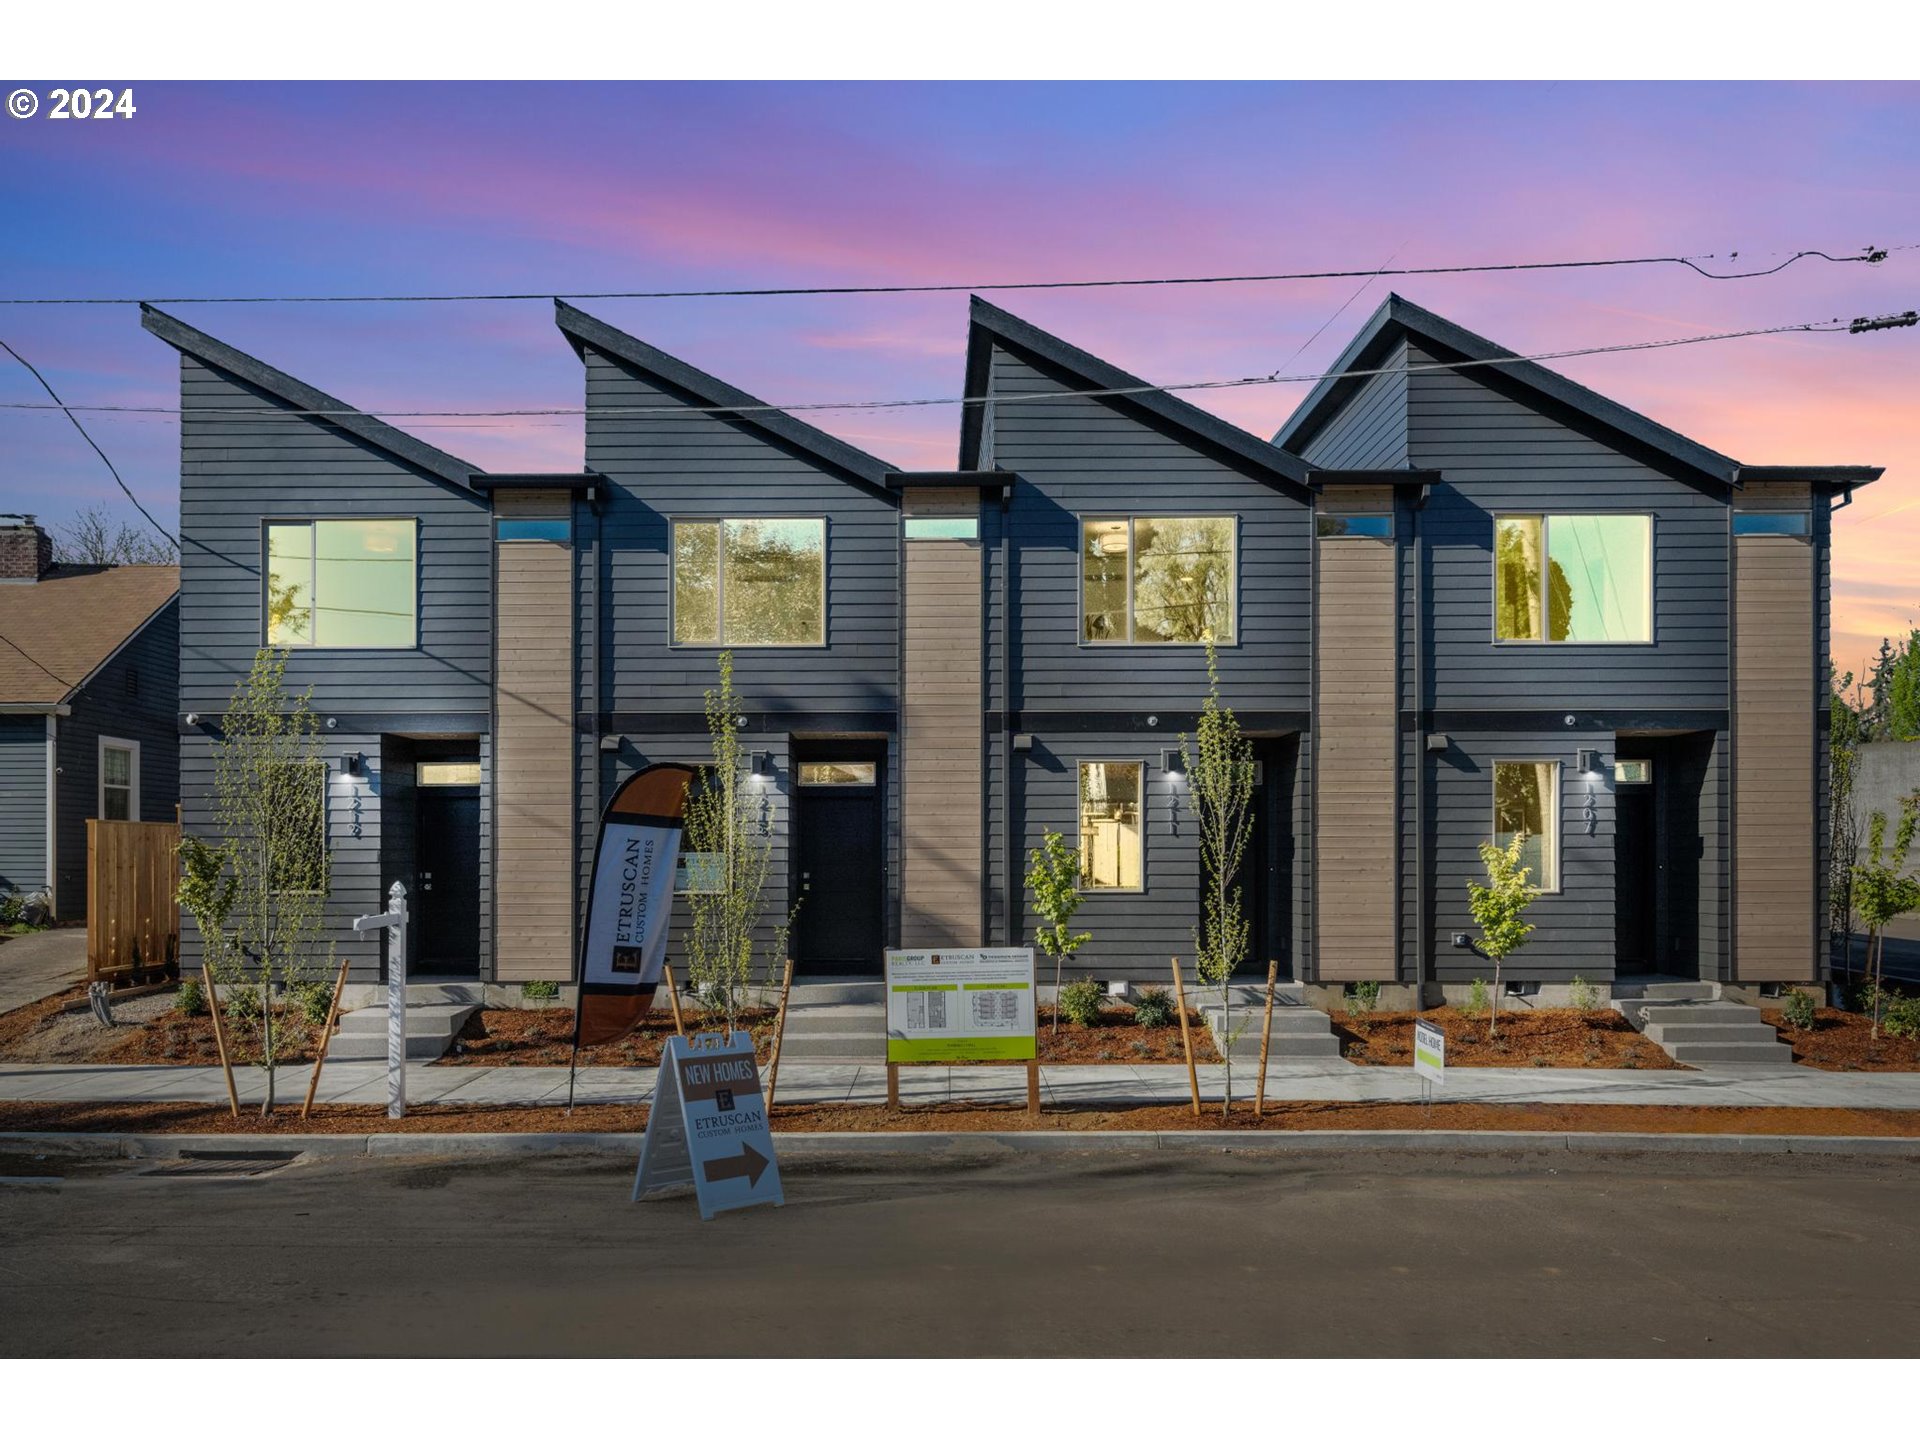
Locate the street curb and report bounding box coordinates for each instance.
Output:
[4,1129,1919,1161]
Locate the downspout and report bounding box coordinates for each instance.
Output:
[587,485,602,966]
[1411,486,1427,1010]
[1001,485,1013,947]
[45,714,58,918]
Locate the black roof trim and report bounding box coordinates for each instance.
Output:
[886,470,1016,490]
[961,296,1312,490]
[1308,468,1442,487]
[469,472,603,500]
[553,300,893,486]
[138,304,479,489]
[1735,464,1885,489]
[1273,294,1744,488]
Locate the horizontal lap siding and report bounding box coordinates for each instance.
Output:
[1407,348,1729,712]
[0,717,47,897]
[176,357,490,716]
[1298,339,1411,470]
[1734,531,1816,980]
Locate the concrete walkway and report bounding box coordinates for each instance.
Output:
[0,929,85,1015]
[5,1057,1920,1110]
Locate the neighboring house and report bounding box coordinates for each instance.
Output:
[145,293,1880,1001]
[0,516,179,919]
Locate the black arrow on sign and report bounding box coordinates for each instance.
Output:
[701,1141,770,1188]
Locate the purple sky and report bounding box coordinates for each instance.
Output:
[1,81,1915,673]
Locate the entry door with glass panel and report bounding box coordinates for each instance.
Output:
[415,759,481,975]
[791,755,885,973]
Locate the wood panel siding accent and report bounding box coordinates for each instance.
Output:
[1733,528,1816,981]
[494,491,575,981]
[901,496,983,947]
[1315,495,1397,981]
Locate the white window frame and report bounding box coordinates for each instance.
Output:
[1490,512,1655,647]
[668,516,828,649]
[1077,514,1240,648]
[1075,759,1147,894]
[262,517,420,651]
[1490,758,1561,894]
[97,736,140,822]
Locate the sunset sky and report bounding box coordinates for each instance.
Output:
[1,81,1914,675]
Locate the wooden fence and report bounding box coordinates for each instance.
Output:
[87,818,180,986]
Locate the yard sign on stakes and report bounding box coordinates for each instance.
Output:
[884,948,1039,1113]
[634,1029,784,1219]
[1414,1016,1445,1112]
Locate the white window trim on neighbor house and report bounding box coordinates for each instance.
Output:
[98,735,140,822]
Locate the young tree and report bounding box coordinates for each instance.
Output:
[681,652,786,1033]
[1886,631,1920,742]
[52,505,177,565]
[1829,668,1867,980]
[174,648,330,1114]
[1467,831,1538,1041]
[1026,830,1091,1035]
[1853,795,1920,1042]
[1180,641,1256,1115]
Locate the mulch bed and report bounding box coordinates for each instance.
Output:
[1760,1008,1920,1071]
[1336,1005,1682,1070]
[3,1098,1918,1137]
[1027,1005,1219,1064]
[438,1007,778,1066]
[0,987,321,1066]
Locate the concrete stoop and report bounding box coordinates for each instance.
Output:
[1611,983,1793,1066]
[325,1002,479,1061]
[775,981,887,1065]
[1202,984,1342,1061]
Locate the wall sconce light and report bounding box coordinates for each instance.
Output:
[1425,732,1450,753]
[750,750,773,781]
[1578,748,1602,775]
[1012,733,1034,752]
[1160,748,1186,779]
[598,734,621,752]
[344,751,365,777]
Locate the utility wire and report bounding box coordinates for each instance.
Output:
[0,313,1882,422]
[0,245,1897,306]
[0,629,81,691]
[0,338,178,548]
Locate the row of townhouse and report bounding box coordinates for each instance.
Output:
[141,293,1882,1004]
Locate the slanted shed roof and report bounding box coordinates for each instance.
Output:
[553,301,895,488]
[0,565,177,707]
[961,296,1312,489]
[139,306,481,490]
[1272,294,1884,490]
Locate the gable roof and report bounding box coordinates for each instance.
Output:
[961,296,1312,488]
[553,301,894,488]
[1272,293,1883,491]
[0,565,178,708]
[139,306,481,490]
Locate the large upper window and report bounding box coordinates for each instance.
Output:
[1493,760,1560,892]
[266,519,417,648]
[1078,761,1144,891]
[672,518,825,646]
[1081,516,1235,645]
[1494,514,1651,644]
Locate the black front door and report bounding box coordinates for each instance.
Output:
[415,785,481,974]
[1225,738,1295,980]
[792,759,884,972]
[1614,753,1658,973]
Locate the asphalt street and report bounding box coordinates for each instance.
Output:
[2,1147,1916,1357]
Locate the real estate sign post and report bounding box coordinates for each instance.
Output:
[1414,1016,1445,1110]
[884,947,1039,1113]
[634,1030,784,1220]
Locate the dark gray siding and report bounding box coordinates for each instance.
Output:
[175,355,491,717]
[54,597,179,918]
[0,716,47,898]
[1298,338,1411,470]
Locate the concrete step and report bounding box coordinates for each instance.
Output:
[327,1028,471,1061]
[1637,1004,1760,1027]
[1613,981,1717,1003]
[1645,1021,1780,1046]
[1202,1002,1340,1059]
[337,1003,474,1039]
[776,1032,888,1060]
[1659,1039,1794,1065]
[789,981,884,1005]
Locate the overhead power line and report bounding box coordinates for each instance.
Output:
[0,338,178,548]
[0,312,1889,422]
[0,245,1898,307]
[0,629,81,691]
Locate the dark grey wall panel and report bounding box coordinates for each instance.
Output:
[0,716,47,898]
[1298,337,1410,470]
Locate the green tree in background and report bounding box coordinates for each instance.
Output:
[1831,666,1867,978]
[1467,832,1538,1041]
[1026,831,1091,1036]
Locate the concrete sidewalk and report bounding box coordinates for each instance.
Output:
[5,1058,1920,1109]
[0,929,85,1016]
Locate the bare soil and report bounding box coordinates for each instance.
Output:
[0,986,321,1066]
[2,1097,1917,1137]
[1028,1005,1219,1064]
[1762,1008,1920,1071]
[438,1006,778,1066]
[1336,1004,1682,1069]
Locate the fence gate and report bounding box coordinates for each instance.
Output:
[87,818,180,986]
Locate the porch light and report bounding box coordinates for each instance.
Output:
[1578,748,1602,775]
[344,751,365,777]
[750,750,774,782]
[1161,748,1185,779]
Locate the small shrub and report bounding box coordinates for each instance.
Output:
[1568,975,1603,1015]
[0,892,22,927]
[521,979,561,1004]
[294,982,334,1028]
[1129,985,1177,1029]
[1782,990,1816,1032]
[1344,980,1382,1031]
[1886,995,1920,1040]
[1462,977,1490,1019]
[1855,983,1891,1016]
[221,982,260,1025]
[174,978,206,1016]
[1058,978,1106,1028]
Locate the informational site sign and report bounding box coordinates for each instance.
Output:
[884,948,1037,1063]
[575,764,694,1047]
[1413,1017,1446,1085]
[633,1031,783,1220]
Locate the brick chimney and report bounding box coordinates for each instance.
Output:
[0,516,54,581]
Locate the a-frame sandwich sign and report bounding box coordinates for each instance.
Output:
[634,1030,784,1220]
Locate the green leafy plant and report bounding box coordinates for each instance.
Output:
[1467,831,1538,1040]
[1852,794,1920,1040]
[1130,985,1177,1029]
[1343,980,1381,1032]
[1180,640,1256,1114]
[1462,976,1490,1020]
[1026,830,1091,1035]
[294,979,334,1029]
[1782,990,1816,1032]
[521,979,560,1004]
[1830,667,1867,978]
[1884,995,1920,1040]
[1058,977,1106,1028]
[0,892,21,927]
[1568,975,1602,1016]
[173,977,206,1016]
